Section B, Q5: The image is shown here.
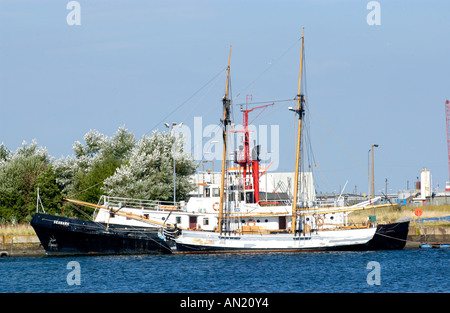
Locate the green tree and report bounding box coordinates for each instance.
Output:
[31,165,64,218]
[0,141,63,222]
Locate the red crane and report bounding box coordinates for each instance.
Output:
[233,96,274,203]
[445,100,450,189]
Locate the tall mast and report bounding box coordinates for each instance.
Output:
[291,28,305,234]
[218,45,232,234]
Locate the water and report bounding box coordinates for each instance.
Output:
[0,249,448,293]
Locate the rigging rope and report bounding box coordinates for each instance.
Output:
[233,38,301,101]
[145,67,227,135]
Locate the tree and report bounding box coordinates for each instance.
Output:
[0,142,10,163]
[53,126,136,206]
[31,165,64,217]
[102,130,197,202]
[0,141,63,222]
[0,126,197,223]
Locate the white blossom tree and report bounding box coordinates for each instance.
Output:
[53,126,136,203]
[102,130,197,201]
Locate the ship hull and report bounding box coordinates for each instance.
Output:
[366,221,410,250]
[174,242,368,253]
[31,213,172,256]
[174,227,377,254]
[174,221,410,253]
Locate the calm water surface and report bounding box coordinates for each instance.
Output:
[0,249,448,293]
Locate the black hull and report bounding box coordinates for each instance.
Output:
[366,221,410,250]
[31,213,172,256]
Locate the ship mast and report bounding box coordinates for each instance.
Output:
[218,45,232,234]
[291,28,305,234]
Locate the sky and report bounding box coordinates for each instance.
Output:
[0,0,449,195]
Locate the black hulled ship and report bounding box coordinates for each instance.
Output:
[31,213,172,256]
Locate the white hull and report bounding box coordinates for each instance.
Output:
[174,227,377,253]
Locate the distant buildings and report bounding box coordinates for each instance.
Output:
[397,168,450,206]
[191,167,450,207]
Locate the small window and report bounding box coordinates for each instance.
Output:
[265,219,268,223]
[203,218,209,226]
[241,220,246,224]
[176,216,181,224]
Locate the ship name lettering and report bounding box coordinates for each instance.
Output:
[53,220,69,227]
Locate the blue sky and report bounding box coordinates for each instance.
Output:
[1,0,449,195]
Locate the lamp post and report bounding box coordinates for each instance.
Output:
[371,144,379,199]
[368,148,371,198]
[165,122,183,205]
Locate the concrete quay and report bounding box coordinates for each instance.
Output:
[1,235,45,257]
[405,225,450,248]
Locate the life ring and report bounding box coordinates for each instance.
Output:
[316,217,324,226]
[213,202,219,211]
[247,219,256,226]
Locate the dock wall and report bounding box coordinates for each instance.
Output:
[405,226,450,248]
[1,235,45,257]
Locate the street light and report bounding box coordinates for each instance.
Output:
[371,144,379,199]
[368,149,371,198]
[165,122,183,205]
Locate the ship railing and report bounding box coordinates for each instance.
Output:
[259,199,291,206]
[99,195,183,212]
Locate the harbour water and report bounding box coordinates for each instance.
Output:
[1,249,448,294]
